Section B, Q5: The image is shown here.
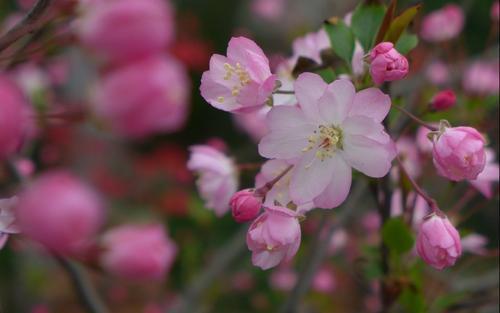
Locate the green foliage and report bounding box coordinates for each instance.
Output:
[429,291,467,313]
[384,4,422,44]
[324,19,355,66]
[395,31,419,55]
[382,217,415,255]
[351,3,386,52]
[399,288,426,313]
[317,68,336,83]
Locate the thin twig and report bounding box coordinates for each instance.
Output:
[0,0,53,53]
[391,104,438,131]
[168,226,248,313]
[279,182,367,313]
[55,256,108,313]
[273,90,295,95]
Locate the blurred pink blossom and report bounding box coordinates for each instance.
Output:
[93,55,190,138]
[0,197,20,250]
[259,74,396,208]
[16,171,104,255]
[269,266,297,291]
[14,158,35,178]
[291,29,330,65]
[425,61,449,85]
[416,214,461,270]
[187,145,238,216]
[78,0,174,64]
[468,148,499,198]
[431,89,456,111]
[420,4,464,42]
[394,136,422,179]
[461,233,488,255]
[200,37,277,113]
[312,266,336,294]
[369,42,409,85]
[100,224,177,281]
[492,1,500,21]
[432,126,486,181]
[247,206,301,270]
[251,0,285,20]
[462,61,499,96]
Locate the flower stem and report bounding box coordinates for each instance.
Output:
[273,90,295,95]
[255,165,293,197]
[391,104,438,131]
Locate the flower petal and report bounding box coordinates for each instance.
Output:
[318,79,355,124]
[295,73,327,122]
[349,87,391,122]
[313,155,352,209]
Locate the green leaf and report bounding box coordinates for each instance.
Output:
[324,18,355,66]
[399,289,426,313]
[384,3,422,44]
[317,68,336,83]
[351,3,386,52]
[375,0,397,44]
[395,31,419,54]
[382,218,414,254]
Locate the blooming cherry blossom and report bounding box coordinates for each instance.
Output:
[468,148,499,198]
[259,73,396,208]
[0,197,20,250]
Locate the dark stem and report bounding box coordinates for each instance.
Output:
[391,104,438,131]
[273,90,295,95]
[255,165,293,197]
[0,0,53,52]
[55,256,108,313]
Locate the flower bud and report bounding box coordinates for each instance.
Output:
[432,125,486,181]
[16,171,104,255]
[230,189,262,223]
[369,42,409,85]
[416,214,461,270]
[430,89,456,111]
[100,224,177,281]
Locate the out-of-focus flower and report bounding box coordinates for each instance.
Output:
[492,1,500,21]
[78,0,174,63]
[416,214,461,270]
[0,75,33,160]
[231,271,255,291]
[312,266,336,294]
[361,211,381,233]
[369,42,409,85]
[420,4,464,42]
[432,125,486,181]
[468,148,499,198]
[416,125,436,153]
[16,171,103,255]
[431,89,456,111]
[269,266,297,291]
[327,228,348,254]
[352,42,366,78]
[0,197,20,250]
[100,224,177,281]
[230,189,262,223]
[255,159,313,214]
[462,61,499,96]
[247,206,301,270]
[200,37,277,113]
[395,136,422,179]
[390,190,429,229]
[171,37,212,72]
[259,74,396,208]
[425,61,449,85]
[93,55,190,138]
[251,0,285,20]
[187,145,238,216]
[291,28,330,65]
[14,158,35,178]
[461,233,488,255]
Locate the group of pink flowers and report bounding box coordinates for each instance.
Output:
[190,3,498,272]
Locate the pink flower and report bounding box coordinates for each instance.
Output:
[416,214,461,270]
[100,224,177,281]
[492,1,500,21]
[0,75,33,160]
[0,197,20,250]
[187,145,238,216]
[16,171,104,255]
[426,61,449,85]
[269,266,297,291]
[394,136,422,179]
[200,37,277,113]
[431,89,456,111]
[78,0,174,64]
[432,125,486,181]
[416,125,437,153]
[251,0,285,20]
[291,29,330,65]
[247,206,301,270]
[93,55,190,138]
[230,189,262,223]
[312,266,336,294]
[259,74,396,208]
[462,61,499,96]
[369,42,409,85]
[255,159,313,213]
[468,148,499,198]
[420,4,464,42]
[461,233,488,255]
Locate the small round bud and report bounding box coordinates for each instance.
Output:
[230,189,262,223]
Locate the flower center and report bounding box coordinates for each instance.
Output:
[217,62,251,103]
[302,125,344,162]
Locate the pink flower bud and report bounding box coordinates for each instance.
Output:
[246,206,301,270]
[492,1,500,21]
[78,0,174,64]
[16,171,104,255]
[432,126,486,181]
[230,189,262,223]
[93,55,190,138]
[100,224,177,281]
[431,89,456,111]
[369,42,409,85]
[0,75,33,160]
[416,214,461,270]
[421,4,464,42]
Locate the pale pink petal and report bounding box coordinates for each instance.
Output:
[252,249,286,270]
[200,72,237,111]
[227,37,272,82]
[342,115,392,144]
[294,73,327,122]
[319,79,355,124]
[0,234,8,250]
[349,88,391,122]
[313,155,352,209]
